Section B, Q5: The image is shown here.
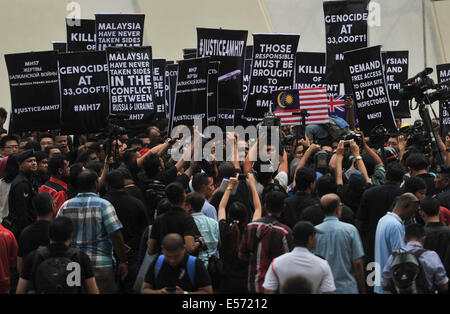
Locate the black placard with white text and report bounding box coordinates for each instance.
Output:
[66,19,96,52]
[295,52,339,94]
[344,45,396,134]
[58,51,109,133]
[244,33,299,122]
[437,63,450,137]
[197,28,248,110]
[166,63,179,126]
[106,46,155,130]
[152,59,167,120]
[382,51,410,118]
[324,0,368,84]
[5,51,61,132]
[171,57,209,129]
[207,61,220,126]
[96,14,145,51]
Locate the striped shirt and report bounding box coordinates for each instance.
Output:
[57,192,123,269]
[239,216,293,294]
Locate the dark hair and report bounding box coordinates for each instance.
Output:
[88,142,101,154]
[228,201,249,253]
[85,161,103,176]
[156,118,169,132]
[143,153,161,178]
[217,162,237,182]
[0,135,19,148]
[185,192,205,212]
[32,192,54,217]
[77,170,98,192]
[75,149,96,165]
[123,150,138,166]
[315,174,337,197]
[165,182,185,205]
[47,154,67,177]
[405,223,425,240]
[49,216,74,243]
[44,145,60,155]
[280,276,313,294]
[419,197,440,217]
[68,162,84,188]
[403,176,427,194]
[192,173,210,192]
[0,107,7,119]
[127,138,143,148]
[1,155,19,183]
[149,137,165,149]
[406,153,429,171]
[24,140,41,151]
[39,133,54,142]
[105,170,125,190]
[385,162,406,183]
[156,198,172,216]
[117,167,134,182]
[361,153,375,177]
[264,191,286,213]
[295,167,316,191]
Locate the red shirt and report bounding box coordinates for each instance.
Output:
[0,225,18,294]
[38,177,68,215]
[440,206,450,226]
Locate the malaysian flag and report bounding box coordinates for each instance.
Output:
[272,89,302,125]
[299,87,329,124]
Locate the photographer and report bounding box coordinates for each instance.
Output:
[335,139,371,214]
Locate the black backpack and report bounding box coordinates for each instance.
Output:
[390,249,430,294]
[32,246,81,294]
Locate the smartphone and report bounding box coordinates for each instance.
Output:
[166,286,176,292]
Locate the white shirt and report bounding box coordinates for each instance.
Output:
[263,246,336,294]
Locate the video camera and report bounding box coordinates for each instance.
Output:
[399,121,432,157]
[399,68,450,104]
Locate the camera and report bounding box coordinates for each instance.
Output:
[314,150,330,174]
[399,68,450,104]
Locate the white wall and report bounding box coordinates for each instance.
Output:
[1,0,449,129]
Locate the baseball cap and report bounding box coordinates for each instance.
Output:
[345,169,366,187]
[16,149,35,164]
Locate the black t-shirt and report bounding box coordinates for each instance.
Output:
[150,207,200,254]
[20,243,94,292]
[103,190,149,261]
[17,220,50,258]
[144,253,211,291]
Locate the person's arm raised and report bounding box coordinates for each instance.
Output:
[246,173,262,221]
[218,175,238,221]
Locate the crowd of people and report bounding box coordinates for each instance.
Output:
[0,97,449,295]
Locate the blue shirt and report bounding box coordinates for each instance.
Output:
[382,241,449,292]
[191,213,219,267]
[374,212,405,294]
[57,192,123,268]
[201,199,217,221]
[314,216,365,294]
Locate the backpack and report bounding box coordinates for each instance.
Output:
[32,246,81,294]
[390,249,430,294]
[154,254,197,287]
